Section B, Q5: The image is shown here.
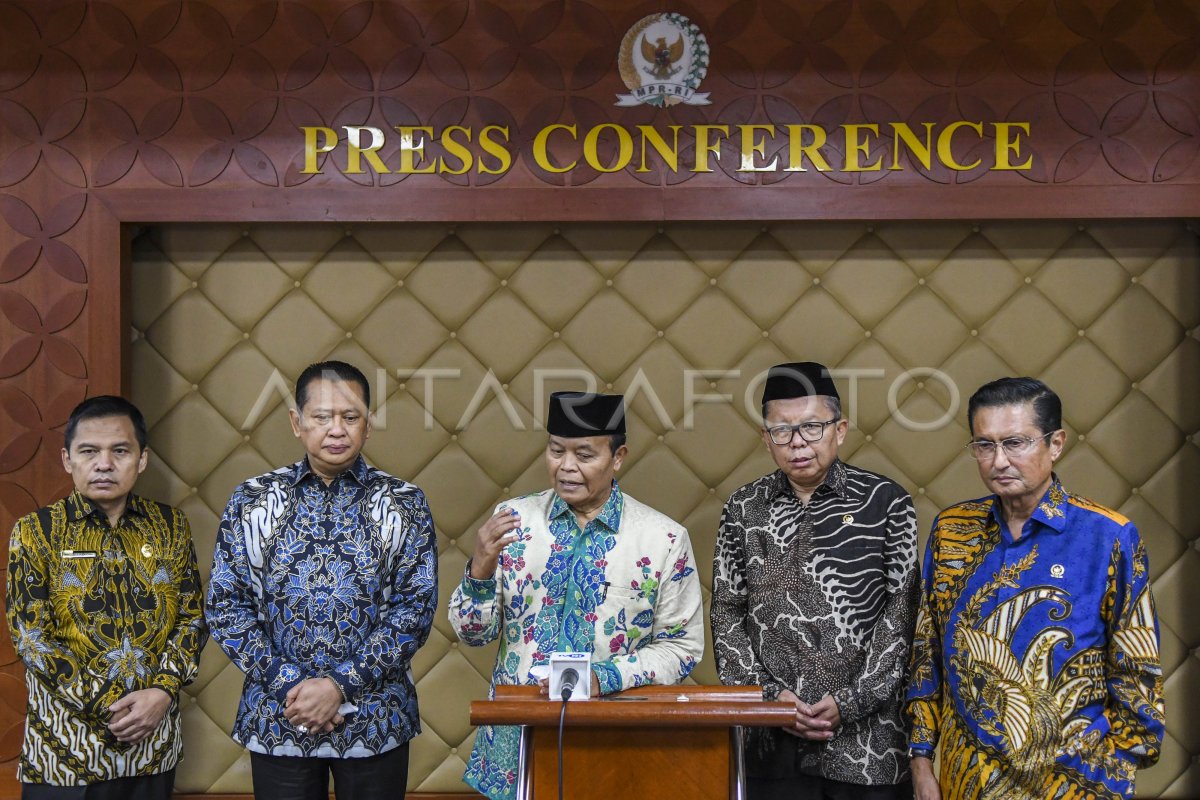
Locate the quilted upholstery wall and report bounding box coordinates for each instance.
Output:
[129,219,1199,797]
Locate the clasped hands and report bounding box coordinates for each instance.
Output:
[777,689,841,740]
[283,676,346,735]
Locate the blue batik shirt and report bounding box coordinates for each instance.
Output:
[206,455,438,758]
[905,476,1164,799]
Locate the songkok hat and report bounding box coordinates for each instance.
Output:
[547,391,626,437]
[761,362,840,406]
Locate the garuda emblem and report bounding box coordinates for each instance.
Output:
[616,13,710,108]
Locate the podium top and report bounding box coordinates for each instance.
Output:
[470,685,796,728]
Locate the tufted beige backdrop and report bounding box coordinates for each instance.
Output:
[129,220,1199,797]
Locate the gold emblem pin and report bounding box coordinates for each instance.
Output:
[842,515,854,524]
[1051,564,1065,578]
[141,543,154,558]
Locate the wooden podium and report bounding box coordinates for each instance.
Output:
[469,685,794,800]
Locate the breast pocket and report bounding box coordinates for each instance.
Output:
[596,584,655,657]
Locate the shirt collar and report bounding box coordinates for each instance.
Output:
[549,480,624,533]
[768,459,848,501]
[988,473,1069,535]
[65,490,145,523]
[289,454,370,488]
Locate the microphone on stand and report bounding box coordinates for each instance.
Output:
[549,652,591,701]
[559,668,580,701]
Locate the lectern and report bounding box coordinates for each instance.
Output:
[469,685,794,800]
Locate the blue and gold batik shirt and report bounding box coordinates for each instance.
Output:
[7,491,206,784]
[905,476,1164,799]
[206,455,437,758]
[449,482,704,800]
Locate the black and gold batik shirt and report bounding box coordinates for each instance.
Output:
[712,460,919,786]
[6,491,206,785]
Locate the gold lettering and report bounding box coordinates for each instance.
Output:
[889,123,935,170]
[439,126,473,175]
[343,126,389,174]
[478,125,512,175]
[395,126,435,174]
[693,125,729,172]
[784,125,831,172]
[843,125,882,172]
[637,125,681,172]
[738,124,778,172]
[937,121,983,171]
[993,122,1032,170]
[583,124,633,173]
[533,124,577,173]
[301,126,338,174]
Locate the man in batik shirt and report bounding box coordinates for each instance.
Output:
[905,377,1164,800]
[712,362,919,800]
[207,361,438,800]
[7,396,206,800]
[449,391,704,800]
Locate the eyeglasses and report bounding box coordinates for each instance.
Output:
[766,419,840,445]
[965,431,1056,461]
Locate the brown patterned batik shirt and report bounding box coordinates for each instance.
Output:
[6,491,206,785]
[711,460,919,786]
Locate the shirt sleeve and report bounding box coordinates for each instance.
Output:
[904,518,944,756]
[6,516,117,718]
[149,511,208,700]
[447,501,508,647]
[205,487,307,704]
[1099,523,1165,768]
[326,488,439,703]
[710,499,787,700]
[593,526,705,695]
[832,488,920,725]
[448,560,503,646]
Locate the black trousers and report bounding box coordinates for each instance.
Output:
[22,769,174,800]
[250,744,410,800]
[748,774,913,800]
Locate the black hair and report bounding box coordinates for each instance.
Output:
[295,361,370,410]
[64,396,147,451]
[967,377,1062,436]
[608,433,627,454]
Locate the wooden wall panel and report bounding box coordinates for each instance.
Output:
[1,0,1198,795]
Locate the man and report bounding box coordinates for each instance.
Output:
[712,362,919,800]
[6,396,206,800]
[206,361,438,800]
[449,391,704,800]
[905,377,1165,800]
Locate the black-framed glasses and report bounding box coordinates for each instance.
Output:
[965,431,1056,461]
[766,419,840,445]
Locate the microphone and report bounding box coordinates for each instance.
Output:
[549,651,591,701]
[559,668,580,701]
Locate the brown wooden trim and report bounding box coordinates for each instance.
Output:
[94,186,1200,225]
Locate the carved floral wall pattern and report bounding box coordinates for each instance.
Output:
[0,0,1197,796]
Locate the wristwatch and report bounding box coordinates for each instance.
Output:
[908,746,933,760]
